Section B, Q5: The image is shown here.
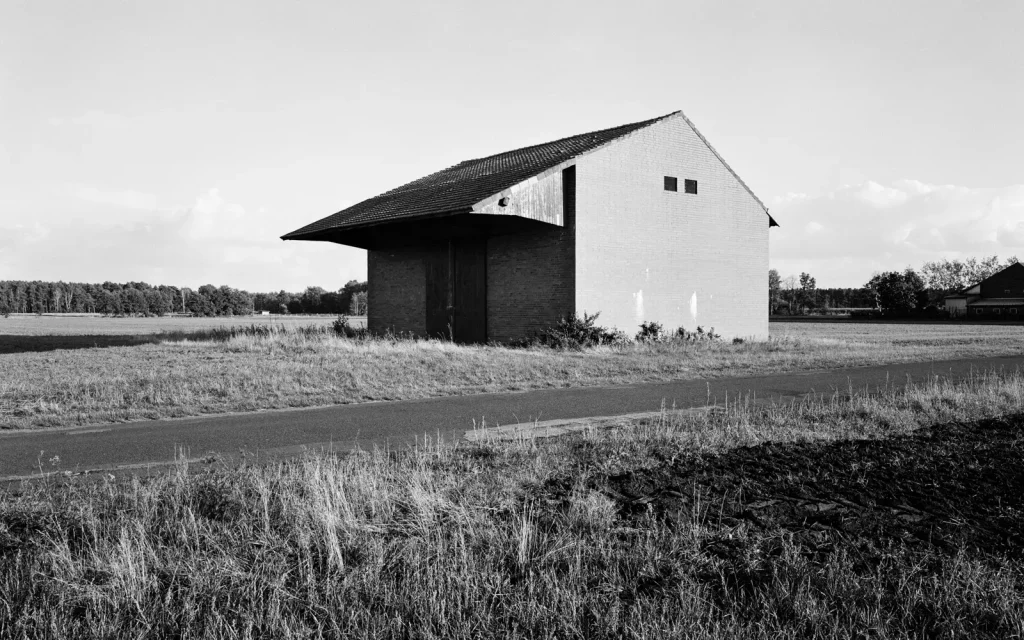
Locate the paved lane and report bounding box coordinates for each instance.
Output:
[2,355,1022,480]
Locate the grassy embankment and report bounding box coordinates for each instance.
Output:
[2,321,1023,430]
[2,370,1022,637]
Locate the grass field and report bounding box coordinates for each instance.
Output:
[1,317,1022,430]
[2,371,1021,638]
[0,314,358,353]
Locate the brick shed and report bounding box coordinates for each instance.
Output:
[282,111,777,342]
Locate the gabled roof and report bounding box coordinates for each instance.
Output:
[283,111,773,241]
[956,262,1024,295]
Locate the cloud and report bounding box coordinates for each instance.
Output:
[770,180,1024,287]
[0,223,49,250]
[2,187,365,290]
[76,187,161,210]
[50,110,132,129]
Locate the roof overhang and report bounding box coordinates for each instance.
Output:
[968,298,1024,307]
[283,212,562,250]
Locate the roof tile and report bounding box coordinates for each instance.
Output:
[282,112,677,239]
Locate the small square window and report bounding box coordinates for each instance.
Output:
[684,179,698,194]
[975,308,984,314]
[994,308,1001,315]
[664,176,678,192]
[1006,289,1011,294]
[1011,308,1018,315]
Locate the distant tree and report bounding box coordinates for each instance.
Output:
[866,269,927,316]
[339,280,368,313]
[120,288,148,315]
[96,289,122,316]
[348,291,368,315]
[223,286,253,315]
[301,286,327,314]
[186,288,216,316]
[798,272,817,309]
[145,289,170,316]
[768,269,781,314]
[781,275,799,314]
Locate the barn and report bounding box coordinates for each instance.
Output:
[944,262,1024,319]
[282,111,777,342]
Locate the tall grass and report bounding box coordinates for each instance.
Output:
[2,371,1023,637]
[2,322,1023,431]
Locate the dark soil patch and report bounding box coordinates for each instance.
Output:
[601,416,1024,559]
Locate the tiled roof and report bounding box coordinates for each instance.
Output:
[282,113,678,239]
[282,110,773,239]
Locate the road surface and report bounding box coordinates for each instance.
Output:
[2,355,1022,481]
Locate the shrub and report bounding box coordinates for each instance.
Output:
[534,312,626,350]
[675,325,722,342]
[331,315,368,339]
[635,321,666,342]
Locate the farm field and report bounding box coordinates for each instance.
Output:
[0,314,360,353]
[0,317,1022,431]
[2,371,1022,637]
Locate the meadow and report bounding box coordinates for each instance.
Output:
[1,316,1022,430]
[2,370,1022,638]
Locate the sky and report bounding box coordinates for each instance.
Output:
[1,0,1022,290]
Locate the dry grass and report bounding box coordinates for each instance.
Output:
[0,313,355,336]
[1,320,1023,430]
[2,371,1022,638]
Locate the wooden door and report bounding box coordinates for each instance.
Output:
[453,239,487,343]
[425,244,451,339]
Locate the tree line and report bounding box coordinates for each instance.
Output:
[0,280,368,317]
[770,255,1019,316]
[252,281,368,315]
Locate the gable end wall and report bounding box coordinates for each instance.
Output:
[574,116,768,339]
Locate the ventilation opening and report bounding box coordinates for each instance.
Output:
[684,179,698,194]
[664,176,677,192]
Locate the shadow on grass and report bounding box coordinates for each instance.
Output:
[0,325,343,355]
[0,334,170,354]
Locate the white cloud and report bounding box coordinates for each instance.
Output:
[0,223,49,250]
[2,186,365,290]
[771,179,1024,287]
[183,188,255,242]
[76,186,161,210]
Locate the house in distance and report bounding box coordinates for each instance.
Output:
[944,262,1024,318]
[282,111,777,343]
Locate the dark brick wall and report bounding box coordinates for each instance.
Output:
[367,246,428,336]
[486,167,575,342]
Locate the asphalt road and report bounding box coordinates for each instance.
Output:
[2,354,1023,481]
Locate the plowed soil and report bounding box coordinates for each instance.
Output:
[601,416,1024,560]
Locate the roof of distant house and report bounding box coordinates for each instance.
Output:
[283,111,774,241]
[953,262,1024,296]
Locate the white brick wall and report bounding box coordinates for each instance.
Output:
[574,115,769,339]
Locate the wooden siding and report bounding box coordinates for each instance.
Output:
[473,167,565,226]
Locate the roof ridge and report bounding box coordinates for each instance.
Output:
[674,110,769,214]
[461,111,680,164]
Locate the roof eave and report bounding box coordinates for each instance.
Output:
[281,207,473,241]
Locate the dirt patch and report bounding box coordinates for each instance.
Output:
[600,416,1024,560]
